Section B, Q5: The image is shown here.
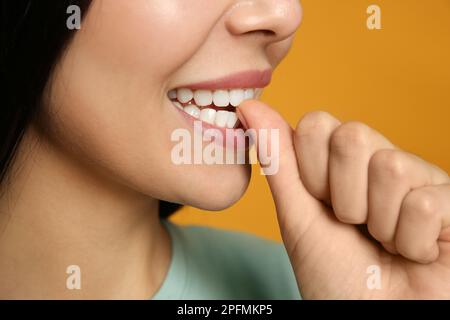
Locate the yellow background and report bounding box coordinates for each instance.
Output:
[171,0,450,241]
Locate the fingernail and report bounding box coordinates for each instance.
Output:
[236,107,249,130]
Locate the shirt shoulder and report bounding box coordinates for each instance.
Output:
[154,222,301,300]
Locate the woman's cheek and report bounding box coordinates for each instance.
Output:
[83,0,221,78]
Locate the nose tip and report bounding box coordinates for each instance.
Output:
[225,0,302,42]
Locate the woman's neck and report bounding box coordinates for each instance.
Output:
[0,124,170,299]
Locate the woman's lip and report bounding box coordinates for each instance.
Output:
[172,103,252,152]
[174,69,272,90]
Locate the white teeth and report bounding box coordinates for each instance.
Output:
[172,88,257,107]
[200,108,216,125]
[177,88,194,104]
[168,90,177,99]
[171,87,257,128]
[213,90,230,107]
[229,89,245,107]
[244,88,255,100]
[226,112,238,129]
[183,104,201,119]
[194,90,213,107]
[173,101,184,110]
[215,111,229,128]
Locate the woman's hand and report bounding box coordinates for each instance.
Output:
[238,101,450,299]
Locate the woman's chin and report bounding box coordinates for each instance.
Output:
[178,164,251,211]
[189,193,246,212]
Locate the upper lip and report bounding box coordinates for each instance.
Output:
[173,69,272,91]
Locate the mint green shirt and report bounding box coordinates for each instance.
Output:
[153,222,301,300]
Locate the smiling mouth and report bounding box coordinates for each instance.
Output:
[168,88,259,129]
[168,69,272,129]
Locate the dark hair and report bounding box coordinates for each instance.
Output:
[0,0,181,218]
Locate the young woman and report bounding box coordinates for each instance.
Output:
[1,0,449,299]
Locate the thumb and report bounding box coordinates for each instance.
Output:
[237,100,324,241]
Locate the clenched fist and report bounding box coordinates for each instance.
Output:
[238,101,450,299]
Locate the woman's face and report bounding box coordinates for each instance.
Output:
[45,0,302,210]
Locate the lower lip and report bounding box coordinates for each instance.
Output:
[172,102,253,152]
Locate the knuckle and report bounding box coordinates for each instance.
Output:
[402,188,438,220]
[301,173,329,200]
[338,215,365,225]
[333,207,366,225]
[330,122,371,156]
[295,111,336,141]
[396,241,436,264]
[369,149,408,181]
[367,222,391,243]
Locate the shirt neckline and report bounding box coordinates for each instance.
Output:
[151,221,188,300]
